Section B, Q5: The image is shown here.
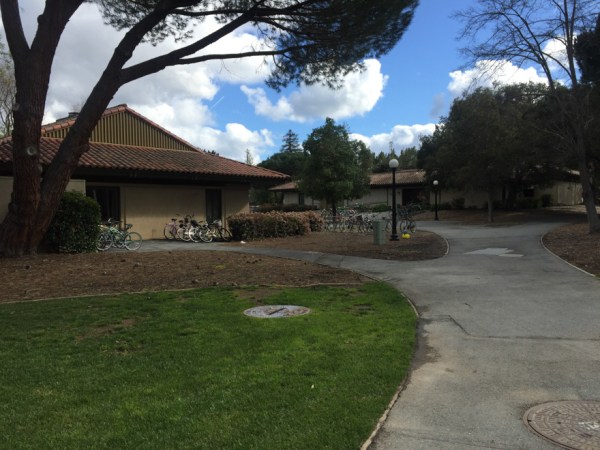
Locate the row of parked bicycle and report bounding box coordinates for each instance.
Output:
[164,214,232,242]
[97,218,143,251]
[319,205,421,233]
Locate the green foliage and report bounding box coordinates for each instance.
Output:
[99,0,419,89]
[0,283,416,449]
[43,191,101,253]
[299,118,372,213]
[280,129,302,153]
[422,84,561,212]
[451,198,465,210]
[371,203,392,213]
[515,197,540,209]
[575,14,600,85]
[258,150,307,177]
[541,194,553,207]
[227,211,324,240]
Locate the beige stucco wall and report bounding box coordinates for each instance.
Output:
[0,177,252,240]
[537,182,582,206]
[112,182,251,239]
[0,176,86,221]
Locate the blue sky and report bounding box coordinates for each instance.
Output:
[4,0,551,162]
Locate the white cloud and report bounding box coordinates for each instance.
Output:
[189,123,274,162]
[447,60,548,98]
[351,123,436,154]
[242,59,388,122]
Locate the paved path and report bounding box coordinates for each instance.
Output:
[142,220,600,448]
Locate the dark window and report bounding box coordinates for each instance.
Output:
[86,186,120,222]
[298,193,305,206]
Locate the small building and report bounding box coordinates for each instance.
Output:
[0,105,288,239]
[270,168,582,210]
[270,169,427,209]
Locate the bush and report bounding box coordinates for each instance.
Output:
[227,211,323,241]
[450,198,465,210]
[371,203,391,213]
[541,194,553,207]
[43,191,101,253]
[515,197,540,209]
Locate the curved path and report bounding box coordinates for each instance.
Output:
[142,220,600,448]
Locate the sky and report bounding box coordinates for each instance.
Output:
[3,0,552,163]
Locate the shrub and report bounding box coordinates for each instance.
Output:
[227,211,322,240]
[515,197,540,209]
[43,191,101,253]
[450,198,465,210]
[541,194,553,207]
[371,203,392,213]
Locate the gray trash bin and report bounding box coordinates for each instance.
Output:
[373,220,386,245]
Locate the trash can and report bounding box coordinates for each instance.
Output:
[373,220,386,245]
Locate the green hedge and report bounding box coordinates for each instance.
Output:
[43,191,101,253]
[228,211,324,241]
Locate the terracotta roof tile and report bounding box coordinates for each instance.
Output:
[0,138,288,181]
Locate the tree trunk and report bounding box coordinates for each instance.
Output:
[575,138,600,233]
[487,191,494,223]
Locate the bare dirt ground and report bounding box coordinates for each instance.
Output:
[0,207,596,304]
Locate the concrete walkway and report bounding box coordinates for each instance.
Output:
[141,220,600,449]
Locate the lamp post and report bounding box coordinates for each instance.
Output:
[433,179,439,221]
[389,158,399,241]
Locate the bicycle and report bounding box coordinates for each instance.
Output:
[97,219,143,251]
[207,219,232,242]
[163,215,180,240]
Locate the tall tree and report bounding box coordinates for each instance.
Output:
[0,0,419,256]
[258,129,306,176]
[280,129,302,153]
[424,84,558,222]
[299,118,371,215]
[456,0,600,231]
[575,14,600,85]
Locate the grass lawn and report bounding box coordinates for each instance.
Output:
[0,282,416,449]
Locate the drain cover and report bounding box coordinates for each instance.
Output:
[244,305,310,318]
[524,401,600,449]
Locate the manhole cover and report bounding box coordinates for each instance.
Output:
[524,401,600,449]
[243,305,311,318]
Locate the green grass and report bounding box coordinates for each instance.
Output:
[0,282,416,449]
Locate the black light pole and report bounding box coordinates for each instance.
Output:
[389,158,399,241]
[433,179,439,221]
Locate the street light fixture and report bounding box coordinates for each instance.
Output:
[433,179,439,221]
[389,158,399,241]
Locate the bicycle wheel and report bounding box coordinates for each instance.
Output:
[164,224,176,240]
[198,227,213,243]
[124,231,143,250]
[188,226,201,243]
[96,232,112,251]
[407,219,416,233]
[176,227,189,241]
[113,231,127,248]
[218,228,232,242]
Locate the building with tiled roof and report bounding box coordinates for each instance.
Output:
[0,105,288,239]
[270,170,427,208]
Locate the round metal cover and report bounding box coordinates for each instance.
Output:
[244,305,310,318]
[524,400,600,450]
